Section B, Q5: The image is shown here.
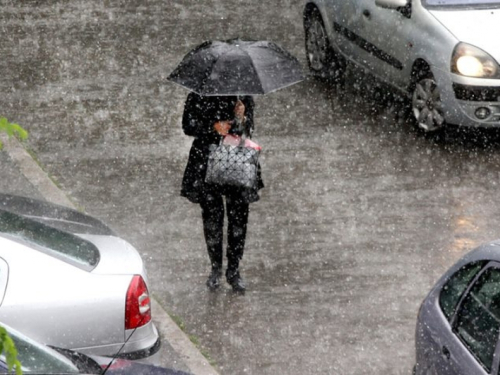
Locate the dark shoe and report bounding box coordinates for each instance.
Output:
[226,270,246,293]
[206,267,222,290]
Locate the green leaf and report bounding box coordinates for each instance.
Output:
[9,123,28,140]
[0,117,28,150]
[0,327,22,374]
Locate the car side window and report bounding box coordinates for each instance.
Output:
[439,261,486,320]
[455,267,500,372]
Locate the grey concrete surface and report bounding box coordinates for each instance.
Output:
[3,1,500,374]
[0,140,43,200]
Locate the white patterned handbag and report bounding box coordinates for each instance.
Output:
[205,135,261,189]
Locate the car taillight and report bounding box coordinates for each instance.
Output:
[125,275,151,330]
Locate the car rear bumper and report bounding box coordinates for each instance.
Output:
[116,335,161,362]
[74,322,161,365]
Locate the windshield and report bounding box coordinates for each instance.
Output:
[423,0,500,8]
[2,327,79,374]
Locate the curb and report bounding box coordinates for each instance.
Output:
[1,135,74,208]
[151,299,218,375]
[1,135,219,375]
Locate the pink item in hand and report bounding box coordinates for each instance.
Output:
[223,134,262,151]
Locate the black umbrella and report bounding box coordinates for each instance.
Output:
[167,39,304,96]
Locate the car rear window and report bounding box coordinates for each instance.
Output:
[0,210,99,271]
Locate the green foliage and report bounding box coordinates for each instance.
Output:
[0,327,22,375]
[0,117,28,149]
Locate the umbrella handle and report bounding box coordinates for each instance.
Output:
[232,117,244,135]
[233,96,247,136]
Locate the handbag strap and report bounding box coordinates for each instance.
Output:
[218,115,249,147]
[238,134,246,147]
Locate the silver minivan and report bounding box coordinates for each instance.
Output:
[304,0,500,132]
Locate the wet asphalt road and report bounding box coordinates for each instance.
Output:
[3,1,500,374]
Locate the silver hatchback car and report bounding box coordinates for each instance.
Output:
[0,194,160,363]
[416,242,500,374]
[304,0,500,132]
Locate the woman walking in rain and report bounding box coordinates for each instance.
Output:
[180,92,264,292]
[169,39,304,292]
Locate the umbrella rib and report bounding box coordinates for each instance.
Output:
[207,46,264,95]
[198,49,227,95]
[241,47,265,94]
[261,77,305,95]
[196,44,242,95]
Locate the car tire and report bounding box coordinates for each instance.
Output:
[304,8,345,82]
[410,72,446,133]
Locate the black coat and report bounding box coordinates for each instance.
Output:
[180,92,264,204]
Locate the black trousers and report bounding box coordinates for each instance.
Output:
[200,192,249,273]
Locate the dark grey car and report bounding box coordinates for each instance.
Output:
[415,241,500,374]
[0,323,189,374]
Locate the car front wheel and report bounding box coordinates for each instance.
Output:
[411,75,445,132]
[304,8,344,81]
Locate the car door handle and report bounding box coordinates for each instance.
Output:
[442,346,451,360]
[362,9,371,18]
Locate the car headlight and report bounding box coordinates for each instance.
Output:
[451,42,500,79]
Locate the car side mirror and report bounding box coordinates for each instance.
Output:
[375,0,411,18]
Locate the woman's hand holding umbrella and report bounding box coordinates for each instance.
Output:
[213,100,246,136]
[214,121,232,136]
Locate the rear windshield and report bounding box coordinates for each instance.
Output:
[423,0,500,9]
[0,210,99,271]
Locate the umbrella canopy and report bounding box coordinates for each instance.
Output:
[167,39,304,96]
